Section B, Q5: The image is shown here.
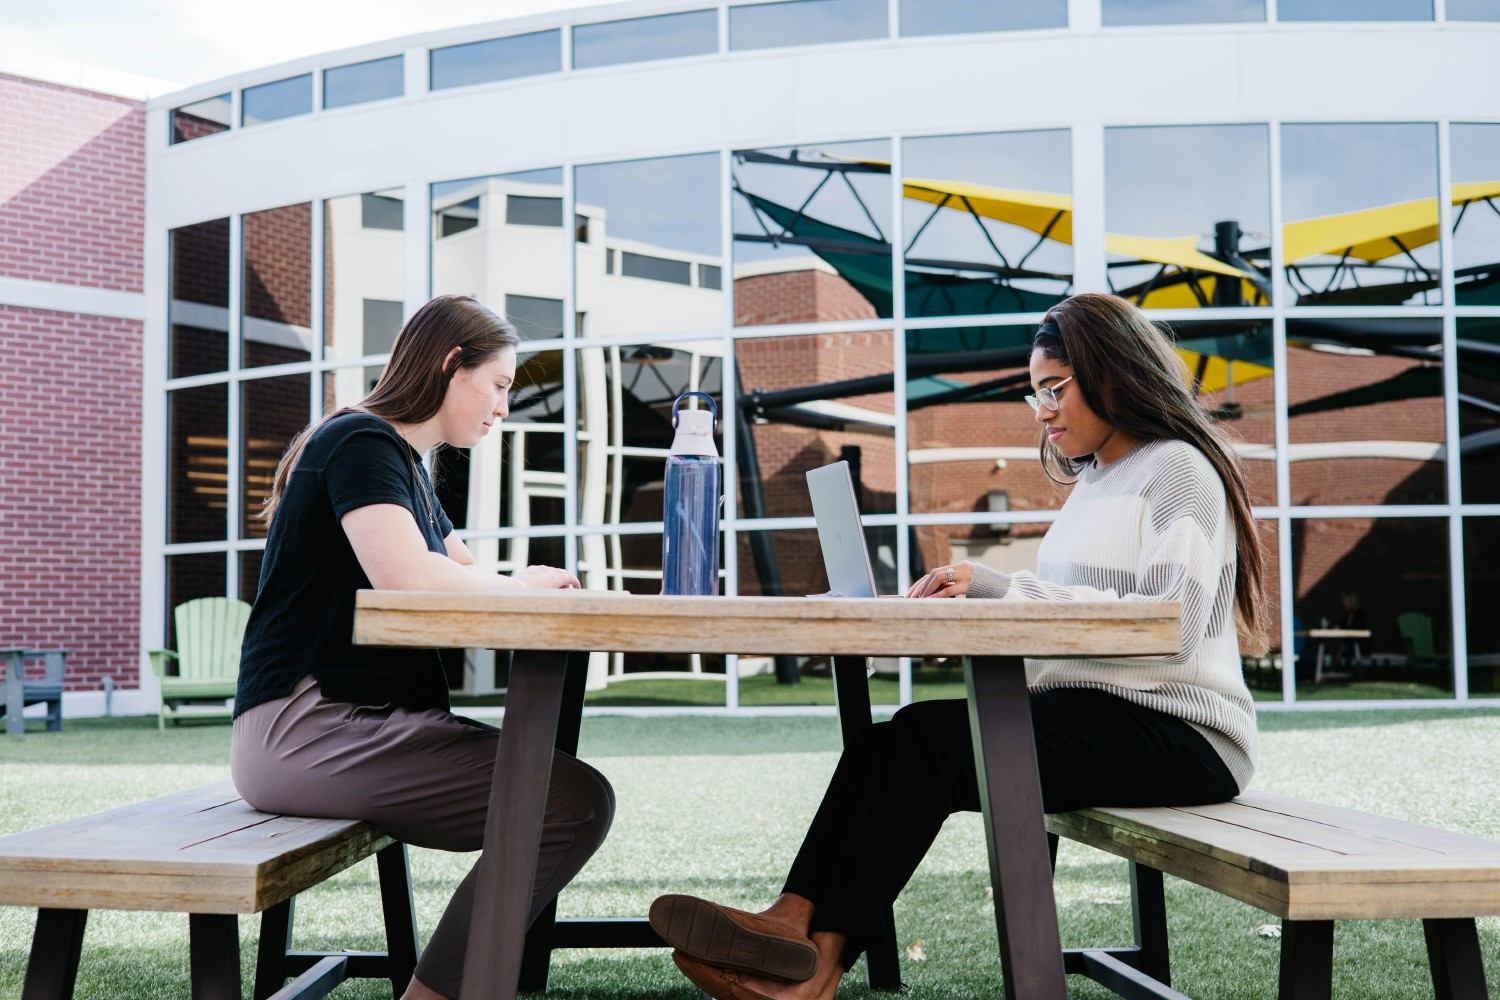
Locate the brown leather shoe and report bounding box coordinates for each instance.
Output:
[650,894,817,982]
[671,951,777,1000]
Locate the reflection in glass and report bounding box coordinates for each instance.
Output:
[1102,0,1263,24]
[170,218,230,378]
[1278,0,1430,19]
[577,342,723,547]
[326,190,405,367]
[1241,520,1283,700]
[169,384,228,543]
[737,331,895,520]
[576,154,722,340]
[1458,318,1500,504]
[242,204,312,368]
[1281,123,1440,306]
[323,56,404,109]
[734,139,892,325]
[1291,516,1450,700]
[1451,124,1500,306]
[429,31,561,90]
[242,375,310,538]
[239,550,264,604]
[902,0,1066,35]
[729,0,886,50]
[1105,125,1271,307]
[1449,0,1500,17]
[167,553,226,649]
[1171,320,1277,506]
[1286,318,1444,506]
[242,74,313,126]
[433,169,568,340]
[738,525,896,597]
[1464,518,1500,696]
[171,94,230,144]
[323,366,386,415]
[573,10,718,69]
[903,130,1072,318]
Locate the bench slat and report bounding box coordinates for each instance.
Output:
[0,780,392,914]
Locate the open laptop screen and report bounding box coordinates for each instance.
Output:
[806,461,880,598]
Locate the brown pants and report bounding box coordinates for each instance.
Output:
[231,675,614,998]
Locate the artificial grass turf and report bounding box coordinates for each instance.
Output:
[2,709,1499,998]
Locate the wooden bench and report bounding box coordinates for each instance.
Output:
[1046,792,1500,1000]
[0,780,418,1000]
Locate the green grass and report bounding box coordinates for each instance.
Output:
[4,709,1500,998]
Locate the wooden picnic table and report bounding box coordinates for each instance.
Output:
[352,590,1180,1000]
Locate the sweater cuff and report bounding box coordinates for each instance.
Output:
[967,563,1012,599]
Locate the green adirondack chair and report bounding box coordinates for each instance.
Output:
[148,597,252,730]
[1396,611,1450,676]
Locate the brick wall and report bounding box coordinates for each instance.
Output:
[0,73,144,293]
[0,305,143,692]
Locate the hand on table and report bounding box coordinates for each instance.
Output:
[906,561,974,599]
[512,564,582,589]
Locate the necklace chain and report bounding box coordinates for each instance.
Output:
[409,451,438,530]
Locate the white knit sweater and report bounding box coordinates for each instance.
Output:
[968,437,1257,792]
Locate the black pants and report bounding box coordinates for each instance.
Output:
[781,688,1238,960]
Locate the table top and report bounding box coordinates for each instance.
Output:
[353,590,1181,659]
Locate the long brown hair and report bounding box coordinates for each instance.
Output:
[261,294,520,522]
[1032,293,1269,649]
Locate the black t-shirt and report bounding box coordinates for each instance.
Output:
[235,411,455,717]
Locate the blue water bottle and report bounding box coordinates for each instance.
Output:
[662,392,721,595]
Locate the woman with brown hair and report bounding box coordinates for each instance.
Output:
[230,294,613,1000]
[650,292,1267,1000]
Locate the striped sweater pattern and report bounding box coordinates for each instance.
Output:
[968,437,1257,792]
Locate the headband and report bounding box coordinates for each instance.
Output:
[1034,320,1062,340]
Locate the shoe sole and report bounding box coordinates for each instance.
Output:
[650,895,818,982]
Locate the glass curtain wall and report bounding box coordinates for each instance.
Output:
[161,117,1500,710]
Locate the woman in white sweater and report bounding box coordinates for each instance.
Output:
[650,292,1269,1000]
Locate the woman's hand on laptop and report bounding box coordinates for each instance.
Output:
[906,561,974,599]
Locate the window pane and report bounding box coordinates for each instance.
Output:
[737,331,895,519]
[242,203,312,368]
[573,10,718,69]
[1106,125,1271,307]
[433,169,567,340]
[170,218,230,378]
[1449,0,1500,17]
[1291,517,1451,700]
[323,55,404,109]
[242,74,312,126]
[1279,0,1431,19]
[324,365,387,414]
[903,130,1072,318]
[169,384,228,543]
[239,549,264,604]
[735,139,892,324]
[166,553,226,650]
[170,94,230,144]
[326,189,406,364]
[729,0,887,50]
[1458,317,1500,504]
[576,154,722,340]
[472,349,567,530]
[1465,518,1500,697]
[577,343,723,530]
[1243,520,1283,701]
[429,31,561,90]
[902,0,1066,35]
[1102,0,1264,25]
[1282,123,1440,306]
[1172,319,1278,506]
[1452,124,1500,306]
[242,374,310,539]
[1287,318,1445,506]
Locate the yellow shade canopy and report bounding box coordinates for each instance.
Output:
[1283,181,1500,264]
[1176,351,1274,395]
[904,178,1074,243]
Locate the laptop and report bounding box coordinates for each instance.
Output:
[806,461,880,598]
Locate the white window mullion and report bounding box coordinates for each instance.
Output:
[720,145,741,710]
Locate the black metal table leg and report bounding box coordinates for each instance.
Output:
[378,843,420,996]
[964,655,1068,1000]
[22,907,87,1000]
[1278,919,1333,1000]
[189,912,242,999]
[254,899,294,999]
[459,648,571,1000]
[1129,863,1171,985]
[1424,918,1489,1000]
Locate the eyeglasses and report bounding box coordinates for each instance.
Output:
[1025,375,1074,413]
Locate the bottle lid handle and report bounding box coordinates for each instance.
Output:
[671,392,718,428]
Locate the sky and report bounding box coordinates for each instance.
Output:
[0,0,592,92]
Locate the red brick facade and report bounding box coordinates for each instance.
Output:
[0,74,144,693]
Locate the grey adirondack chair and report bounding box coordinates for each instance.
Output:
[148,597,252,730]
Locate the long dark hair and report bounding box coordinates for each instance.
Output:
[261,294,520,522]
[1033,293,1268,648]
